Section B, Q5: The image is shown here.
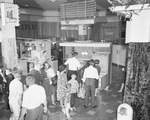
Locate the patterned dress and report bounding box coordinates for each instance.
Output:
[57,72,67,101]
[64,89,71,104]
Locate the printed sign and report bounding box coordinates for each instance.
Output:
[0,3,19,26]
[103,27,115,41]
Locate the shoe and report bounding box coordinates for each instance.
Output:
[92,105,98,108]
[62,108,65,114]
[52,103,56,105]
[67,116,72,120]
[72,107,76,110]
[83,105,88,108]
[117,90,122,92]
[70,107,73,111]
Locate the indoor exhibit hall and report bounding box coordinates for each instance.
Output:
[1,0,150,120]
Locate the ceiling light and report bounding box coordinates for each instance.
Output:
[25,4,29,7]
[49,0,57,2]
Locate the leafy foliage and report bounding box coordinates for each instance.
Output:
[124,43,150,120]
[108,0,150,6]
[108,0,150,20]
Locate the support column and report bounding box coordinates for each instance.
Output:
[0,0,18,69]
[78,25,87,41]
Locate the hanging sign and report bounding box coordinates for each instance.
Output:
[103,27,115,41]
[0,3,19,26]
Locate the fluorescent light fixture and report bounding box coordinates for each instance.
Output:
[49,0,57,2]
[25,4,29,7]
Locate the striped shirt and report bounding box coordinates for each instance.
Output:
[68,79,79,93]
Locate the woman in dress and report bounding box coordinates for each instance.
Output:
[57,64,68,109]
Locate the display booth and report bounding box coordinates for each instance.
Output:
[59,41,112,90]
[17,38,58,75]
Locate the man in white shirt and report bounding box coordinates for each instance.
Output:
[9,69,23,120]
[64,52,81,81]
[82,59,99,108]
[19,74,47,120]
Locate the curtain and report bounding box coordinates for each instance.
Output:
[16,21,58,39]
[38,22,57,38]
[124,43,150,120]
[16,21,38,38]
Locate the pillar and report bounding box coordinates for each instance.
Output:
[78,25,87,41]
[0,0,18,69]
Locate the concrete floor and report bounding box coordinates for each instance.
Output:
[0,64,124,120]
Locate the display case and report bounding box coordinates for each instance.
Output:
[59,41,112,90]
[17,38,58,75]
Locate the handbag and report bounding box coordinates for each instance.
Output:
[51,75,57,86]
[77,83,85,99]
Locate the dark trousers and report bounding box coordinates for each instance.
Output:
[25,105,44,120]
[67,70,77,81]
[70,93,77,107]
[85,78,96,107]
[42,79,50,97]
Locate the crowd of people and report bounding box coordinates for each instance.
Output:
[0,51,101,120]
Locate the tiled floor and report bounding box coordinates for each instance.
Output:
[0,64,124,120]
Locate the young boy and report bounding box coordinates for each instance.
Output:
[68,74,79,110]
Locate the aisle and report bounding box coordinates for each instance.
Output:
[44,64,124,120]
[0,64,124,120]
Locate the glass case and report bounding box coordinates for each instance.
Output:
[17,38,58,75]
[21,43,36,59]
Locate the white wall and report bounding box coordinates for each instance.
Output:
[112,45,127,66]
[126,9,150,43]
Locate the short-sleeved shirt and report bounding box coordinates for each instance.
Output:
[68,79,79,93]
[82,66,99,83]
[64,57,81,71]
[46,68,56,78]
[22,84,46,110]
[9,79,23,102]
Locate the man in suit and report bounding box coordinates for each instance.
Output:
[29,62,41,85]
